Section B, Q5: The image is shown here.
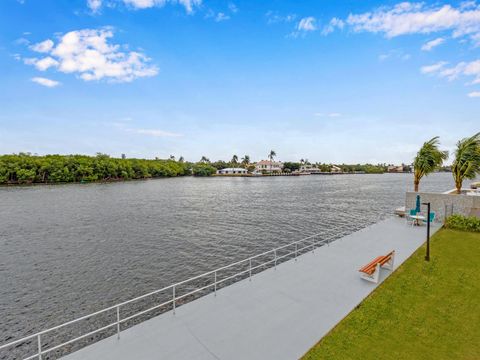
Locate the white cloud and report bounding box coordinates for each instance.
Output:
[86,0,201,14]
[329,2,480,45]
[265,11,296,24]
[26,28,158,83]
[31,77,61,87]
[228,3,238,13]
[468,91,480,97]
[133,128,183,137]
[322,17,344,35]
[297,17,317,32]
[379,49,411,62]
[421,59,480,83]
[87,0,102,13]
[112,121,182,137]
[30,39,54,53]
[215,12,230,22]
[122,0,200,13]
[420,61,448,74]
[25,56,59,71]
[421,37,445,51]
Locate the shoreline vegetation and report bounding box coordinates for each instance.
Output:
[0,153,450,186]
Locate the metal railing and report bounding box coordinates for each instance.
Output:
[0,224,355,360]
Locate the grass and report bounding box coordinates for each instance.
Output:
[302,229,480,360]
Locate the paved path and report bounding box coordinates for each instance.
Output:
[63,217,438,360]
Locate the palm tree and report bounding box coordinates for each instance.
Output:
[241,155,250,169]
[413,136,448,192]
[452,132,480,194]
[200,156,210,163]
[231,155,238,166]
[268,150,276,173]
[178,156,184,163]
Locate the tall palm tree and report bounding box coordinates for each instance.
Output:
[413,136,448,192]
[452,132,480,194]
[241,155,250,169]
[200,156,210,163]
[231,155,238,166]
[268,150,276,172]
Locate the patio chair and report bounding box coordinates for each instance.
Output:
[429,212,435,223]
[406,209,417,226]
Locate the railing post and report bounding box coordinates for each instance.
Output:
[295,243,297,261]
[116,306,120,339]
[312,237,315,254]
[37,334,42,360]
[173,285,176,315]
[214,271,217,296]
[274,249,277,270]
[249,258,252,281]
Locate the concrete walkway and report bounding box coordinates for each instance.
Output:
[63,217,438,360]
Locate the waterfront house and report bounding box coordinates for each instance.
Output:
[299,165,321,174]
[216,167,248,175]
[331,165,342,173]
[254,160,283,173]
[387,165,404,173]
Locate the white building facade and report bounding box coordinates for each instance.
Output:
[216,168,248,175]
[254,160,283,173]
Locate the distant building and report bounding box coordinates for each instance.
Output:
[299,165,321,174]
[387,165,404,173]
[121,154,126,159]
[254,160,283,173]
[216,168,248,175]
[331,165,342,173]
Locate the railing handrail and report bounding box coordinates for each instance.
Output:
[0,224,353,358]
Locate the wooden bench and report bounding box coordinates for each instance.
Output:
[359,250,395,283]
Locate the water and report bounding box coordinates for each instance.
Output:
[0,173,460,358]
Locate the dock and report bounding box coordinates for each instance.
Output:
[61,217,438,360]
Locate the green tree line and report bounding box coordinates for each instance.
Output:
[0,153,192,184]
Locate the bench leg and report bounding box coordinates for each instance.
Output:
[381,251,395,271]
[360,263,381,283]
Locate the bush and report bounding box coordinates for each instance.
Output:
[444,214,480,232]
[192,164,216,176]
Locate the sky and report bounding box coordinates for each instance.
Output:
[0,0,479,164]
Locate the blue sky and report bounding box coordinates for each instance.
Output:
[0,0,479,163]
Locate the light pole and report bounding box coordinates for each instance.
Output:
[422,202,431,261]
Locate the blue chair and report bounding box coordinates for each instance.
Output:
[406,209,417,226]
[429,212,435,223]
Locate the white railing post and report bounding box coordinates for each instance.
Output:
[214,271,217,296]
[249,258,252,281]
[274,249,277,270]
[295,243,297,261]
[312,237,315,253]
[37,334,42,360]
[172,286,176,315]
[116,306,120,339]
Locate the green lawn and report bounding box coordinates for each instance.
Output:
[302,229,480,360]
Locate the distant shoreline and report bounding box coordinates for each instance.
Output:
[0,171,427,188]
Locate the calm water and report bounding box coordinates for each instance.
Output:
[0,173,462,357]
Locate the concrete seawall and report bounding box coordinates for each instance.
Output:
[405,191,480,221]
